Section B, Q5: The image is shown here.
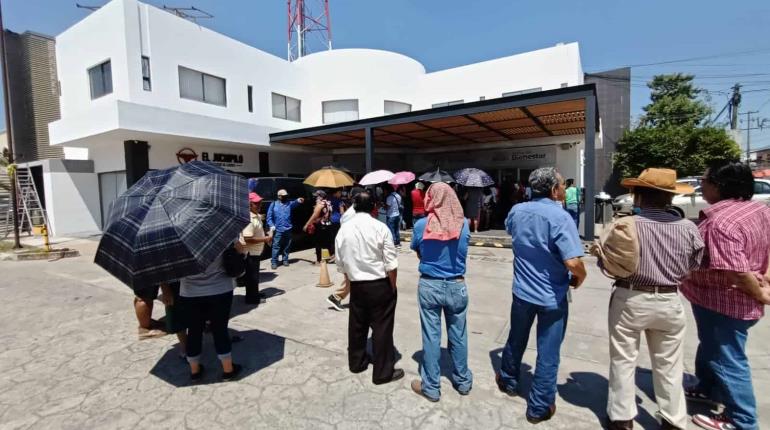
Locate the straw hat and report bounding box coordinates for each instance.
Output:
[621,168,695,194]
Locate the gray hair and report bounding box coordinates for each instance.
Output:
[529,167,561,198]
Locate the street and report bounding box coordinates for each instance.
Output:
[1,237,768,429]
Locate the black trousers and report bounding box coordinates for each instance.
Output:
[348,278,397,384]
[314,224,335,262]
[182,291,234,360]
[243,254,261,304]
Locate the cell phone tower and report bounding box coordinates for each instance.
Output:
[287,0,332,61]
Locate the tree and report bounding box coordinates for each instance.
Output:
[613,73,741,178]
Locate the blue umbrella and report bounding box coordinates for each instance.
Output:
[453,168,494,187]
[94,161,249,291]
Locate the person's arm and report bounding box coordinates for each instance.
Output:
[291,198,304,209]
[387,268,398,291]
[266,203,275,229]
[382,226,399,290]
[304,202,323,231]
[565,257,587,288]
[725,271,770,304]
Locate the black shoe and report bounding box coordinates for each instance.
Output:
[495,373,517,397]
[326,295,344,311]
[222,364,242,381]
[190,365,204,382]
[526,405,556,424]
[350,356,371,374]
[374,368,404,385]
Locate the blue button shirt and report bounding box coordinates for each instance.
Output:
[386,192,402,218]
[505,198,584,307]
[411,218,470,278]
[266,199,300,233]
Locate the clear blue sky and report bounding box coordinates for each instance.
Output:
[3,0,770,149]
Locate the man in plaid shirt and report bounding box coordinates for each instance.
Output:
[681,161,770,430]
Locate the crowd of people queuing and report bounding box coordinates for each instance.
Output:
[128,160,769,430]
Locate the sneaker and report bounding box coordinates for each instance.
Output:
[526,404,556,424]
[271,264,278,270]
[326,295,344,311]
[222,364,242,381]
[685,385,720,406]
[283,261,290,267]
[692,413,736,430]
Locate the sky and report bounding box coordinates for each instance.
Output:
[3,0,770,150]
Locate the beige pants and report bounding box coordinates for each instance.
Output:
[333,280,350,301]
[607,287,687,429]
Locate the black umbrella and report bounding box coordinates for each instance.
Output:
[419,168,455,183]
[94,161,249,291]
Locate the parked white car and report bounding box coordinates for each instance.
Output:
[670,179,770,219]
[612,177,701,215]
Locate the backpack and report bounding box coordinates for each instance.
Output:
[589,215,639,279]
[222,243,247,278]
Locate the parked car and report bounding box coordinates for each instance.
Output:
[612,177,703,216]
[248,177,316,256]
[669,178,770,219]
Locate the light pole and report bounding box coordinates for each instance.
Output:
[0,0,21,248]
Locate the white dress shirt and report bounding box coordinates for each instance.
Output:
[340,205,356,224]
[335,212,398,281]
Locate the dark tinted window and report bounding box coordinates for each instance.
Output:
[754,181,770,195]
[275,178,307,199]
[252,179,274,200]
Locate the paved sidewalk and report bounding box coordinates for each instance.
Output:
[1,238,769,429]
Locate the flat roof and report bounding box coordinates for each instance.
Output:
[270,84,599,150]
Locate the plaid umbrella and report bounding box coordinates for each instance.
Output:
[453,168,494,187]
[94,161,249,291]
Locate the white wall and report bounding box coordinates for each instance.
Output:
[44,171,102,236]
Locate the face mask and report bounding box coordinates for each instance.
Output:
[632,206,642,215]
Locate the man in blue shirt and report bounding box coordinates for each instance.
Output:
[266,189,304,270]
[409,183,472,402]
[497,167,586,424]
[385,186,403,248]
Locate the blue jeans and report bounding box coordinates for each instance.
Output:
[386,216,401,246]
[566,204,579,229]
[499,294,568,418]
[271,230,292,267]
[692,304,759,429]
[417,277,473,400]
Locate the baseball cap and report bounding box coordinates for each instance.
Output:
[249,192,263,203]
[277,189,288,197]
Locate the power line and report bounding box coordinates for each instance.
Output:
[586,47,770,70]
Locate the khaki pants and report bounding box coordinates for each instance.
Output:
[607,287,687,429]
[333,280,350,301]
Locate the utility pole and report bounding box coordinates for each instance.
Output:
[740,111,765,164]
[0,0,21,249]
[730,84,741,130]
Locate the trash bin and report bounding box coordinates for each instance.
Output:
[594,193,613,225]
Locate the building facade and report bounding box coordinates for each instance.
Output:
[42,0,624,236]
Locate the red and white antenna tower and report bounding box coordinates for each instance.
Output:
[287,0,332,61]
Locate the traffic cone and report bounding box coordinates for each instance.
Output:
[316,248,334,288]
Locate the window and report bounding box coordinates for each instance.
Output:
[322,99,358,124]
[431,100,463,108]
[384,100,411,115]
[754,181,770,195]
[141,56,151,91]
[560,82,569,88]
[88,60,112,99]
[178,66,227,106]
[502,87,542,97]
[271,92,301,122]
[247,85,253,113]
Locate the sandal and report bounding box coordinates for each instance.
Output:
[191,365,205,382]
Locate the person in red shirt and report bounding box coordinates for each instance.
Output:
[681,161,770,430]
[411,182,426,222]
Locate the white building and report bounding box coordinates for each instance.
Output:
[45,0,607,237]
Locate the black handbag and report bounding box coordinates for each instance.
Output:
[222,244,247,278]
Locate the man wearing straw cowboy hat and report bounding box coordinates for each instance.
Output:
[598,168,704,430]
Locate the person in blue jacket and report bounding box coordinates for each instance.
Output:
[266,189,304,270]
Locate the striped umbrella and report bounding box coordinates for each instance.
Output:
[453,168,495,187]
[94,161,249,291]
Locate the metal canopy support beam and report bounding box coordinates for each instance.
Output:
[365,127,374,173]
[520,106,554,136]
[583,94,596,241]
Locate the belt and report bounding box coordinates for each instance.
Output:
[421,274,464,282]
[614,279,677,294]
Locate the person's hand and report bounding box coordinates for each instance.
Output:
[266,234,273,246]
[234,241,246,254]
[302,225,309,233]
[297,198,305,204]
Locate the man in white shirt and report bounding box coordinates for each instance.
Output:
[335,192,404,385]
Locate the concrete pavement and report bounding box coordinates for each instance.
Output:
[0,237,769,429]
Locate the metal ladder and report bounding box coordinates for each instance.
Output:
[14,166,49,236]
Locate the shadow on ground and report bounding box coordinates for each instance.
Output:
[149,328,285,387]
[488,347,533,393]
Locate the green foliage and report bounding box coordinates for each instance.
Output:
[614,74,741,178]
